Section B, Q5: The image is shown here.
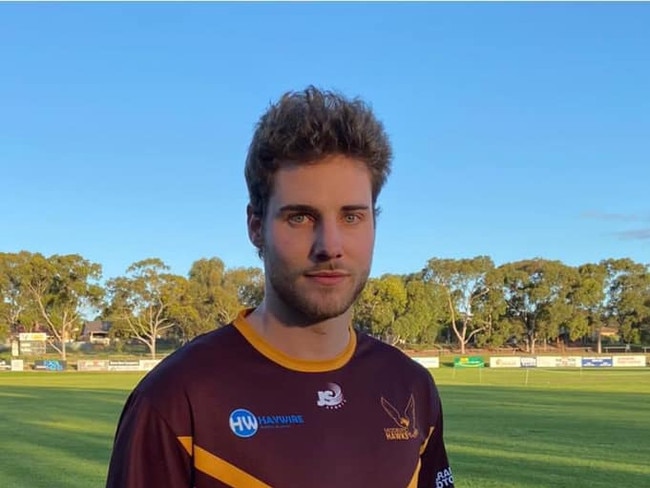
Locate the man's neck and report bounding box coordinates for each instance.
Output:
[246,301,352,362]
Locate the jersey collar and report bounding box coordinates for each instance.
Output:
[232,309,357,373]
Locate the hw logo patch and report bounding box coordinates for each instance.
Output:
[380,394,419,441]
[229,409,258,438]
[229,408,305,439]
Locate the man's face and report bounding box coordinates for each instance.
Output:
[249,155,376,324]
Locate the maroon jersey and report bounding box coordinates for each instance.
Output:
[106,310,454,488]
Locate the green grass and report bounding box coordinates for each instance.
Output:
[0,372,143,488]
[0,369,649,487]
[436,368,650,488]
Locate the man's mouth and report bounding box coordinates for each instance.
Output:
[304,271,350,285]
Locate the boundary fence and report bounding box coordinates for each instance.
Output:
[410,354,648,369]
[1,354,648,372]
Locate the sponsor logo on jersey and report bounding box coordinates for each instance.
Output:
[229,408,259,438]
[435,468,454,487]
[229,408,305,438]
[380,394,419,441]
[316,383,346,409]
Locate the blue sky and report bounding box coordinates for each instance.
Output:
[2,2,648,282]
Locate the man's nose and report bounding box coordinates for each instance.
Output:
[311,218,343,261]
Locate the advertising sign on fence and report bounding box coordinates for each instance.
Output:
[520,357,537,368]
[454,356,485,368]
[18,333,47,341]
[19,340,47,356]
[582,357,613,368]
[34,359,66,371]
[490,357,521,368]
[18,333,47,356]
[612,355,646,368]
[107,360,141,371]
[139,360,162,371]
[535,356,582,368]
[412,357,440,369]
[11,359,24,371]
[77,360,109,371]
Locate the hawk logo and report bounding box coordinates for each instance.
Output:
[380,394,419,440]
[316,383,346,409]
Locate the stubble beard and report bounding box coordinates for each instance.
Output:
[266,261,370,326]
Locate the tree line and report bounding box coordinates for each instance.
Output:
[0,253,263,359]
[1,252,648,359]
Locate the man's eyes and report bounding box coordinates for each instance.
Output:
[343,213,363,224]
[286,213,365,225]
[287,213,312,225]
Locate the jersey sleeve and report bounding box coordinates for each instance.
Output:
[417,386,455,488]
[105,391,192,488]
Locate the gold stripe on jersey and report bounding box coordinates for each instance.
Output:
[178,436,193,454]
[406,458,422,488]
[405,427,435,487]
[420,426,435,455]
[233,309,357,372]
[177,437,272,488]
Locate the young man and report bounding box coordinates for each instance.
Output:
[106,87,454,488]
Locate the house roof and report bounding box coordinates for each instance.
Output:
[82,321,112,335]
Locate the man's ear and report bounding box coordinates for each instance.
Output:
[247,204,264,251]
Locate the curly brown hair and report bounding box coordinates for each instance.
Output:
[244,86,393,218]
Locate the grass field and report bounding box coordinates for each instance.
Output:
[0,368,649,488]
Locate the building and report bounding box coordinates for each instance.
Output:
[81,321,112,345]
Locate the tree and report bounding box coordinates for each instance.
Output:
[472,268,510,349]
[19,253,103,360]
[171,259,265,342]
[391,275,447,345]
[0,252,44,338]
[422,256,494,353]
[227,266,265,310]
[567,263,607,352]
[602,258,650,344]
[0,253,15,342]
[494,259,575,354]
[0,253,25,340]
[105,259,183,358]
[353,275,407,344]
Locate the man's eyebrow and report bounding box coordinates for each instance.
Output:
[341,205,371,212]
[277,204,318,214]
[277,204,371,214]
